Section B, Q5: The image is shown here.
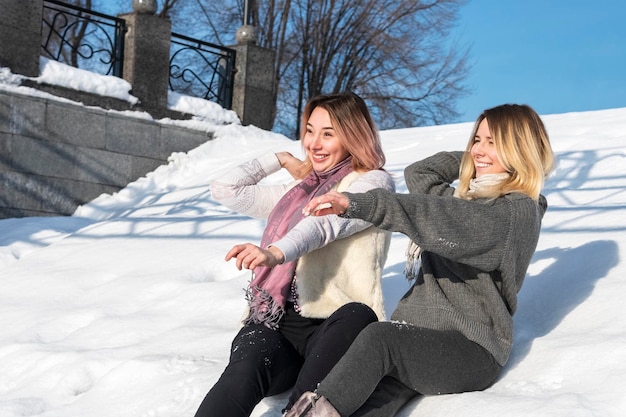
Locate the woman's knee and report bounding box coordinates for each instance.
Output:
[307,303,378,356]
[332,302,378,327]
[226,325,302,393]
[229,325,288,363]
[346,321,398,359]
[360,320,394,339]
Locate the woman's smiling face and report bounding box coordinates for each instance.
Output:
[303,107,350,172]
[471,118,506,177]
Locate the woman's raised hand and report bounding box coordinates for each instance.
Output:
[276,152,309,180]
[302,191,350,216]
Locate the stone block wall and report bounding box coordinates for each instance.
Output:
[0,89,213,218]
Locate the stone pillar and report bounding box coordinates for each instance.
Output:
[231,25,276,131]
[0,0,43,77]
[119,5,171,111]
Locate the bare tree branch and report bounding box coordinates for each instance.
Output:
[88,0,471,136]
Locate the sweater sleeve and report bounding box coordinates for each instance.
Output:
[342,188,512,272]
[271,170,395,263]
[343,151,511,271]
[404,151,463,196]
[209,152,296,219]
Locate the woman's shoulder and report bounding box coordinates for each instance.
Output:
[502,192,548,218]
[503,192,546,205]
[339,169,395,192]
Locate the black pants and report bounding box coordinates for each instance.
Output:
[193,302,378,417]
[317,321,502,417]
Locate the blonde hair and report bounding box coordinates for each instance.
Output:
[299,93,386,174]
[457,104,555,201]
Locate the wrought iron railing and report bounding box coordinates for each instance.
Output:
[40,1,236,109]
[41,0,126,77]
[169,32,236,109]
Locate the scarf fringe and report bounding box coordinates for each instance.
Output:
[243,285,285,330]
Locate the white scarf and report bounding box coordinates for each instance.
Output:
[404,173,510,281]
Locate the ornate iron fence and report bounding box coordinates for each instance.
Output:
[169,32,236,109]
[41,0,126,77]
[40,1,236,109]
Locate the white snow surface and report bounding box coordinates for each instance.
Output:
[1,61,625,417]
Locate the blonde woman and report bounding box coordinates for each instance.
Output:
[290,104,555,417]
[194,93,394,417]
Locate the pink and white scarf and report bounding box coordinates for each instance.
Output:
[243,157,353,328]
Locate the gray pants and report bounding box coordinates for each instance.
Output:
[316,321,502,417]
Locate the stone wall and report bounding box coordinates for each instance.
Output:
[0,0,277,218]
[0,89,213,218]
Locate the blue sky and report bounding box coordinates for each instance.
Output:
[450,0,626,122]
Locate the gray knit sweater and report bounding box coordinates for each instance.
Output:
[342,151,547,365]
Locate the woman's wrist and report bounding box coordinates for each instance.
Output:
[267,245,285,265]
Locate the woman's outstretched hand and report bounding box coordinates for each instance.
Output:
[225,243,285,270]
[302,191,350,216]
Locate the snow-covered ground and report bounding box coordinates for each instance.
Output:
[1,60,625,417]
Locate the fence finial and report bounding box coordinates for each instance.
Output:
[236,25,257,45]
[132,0,157,14]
